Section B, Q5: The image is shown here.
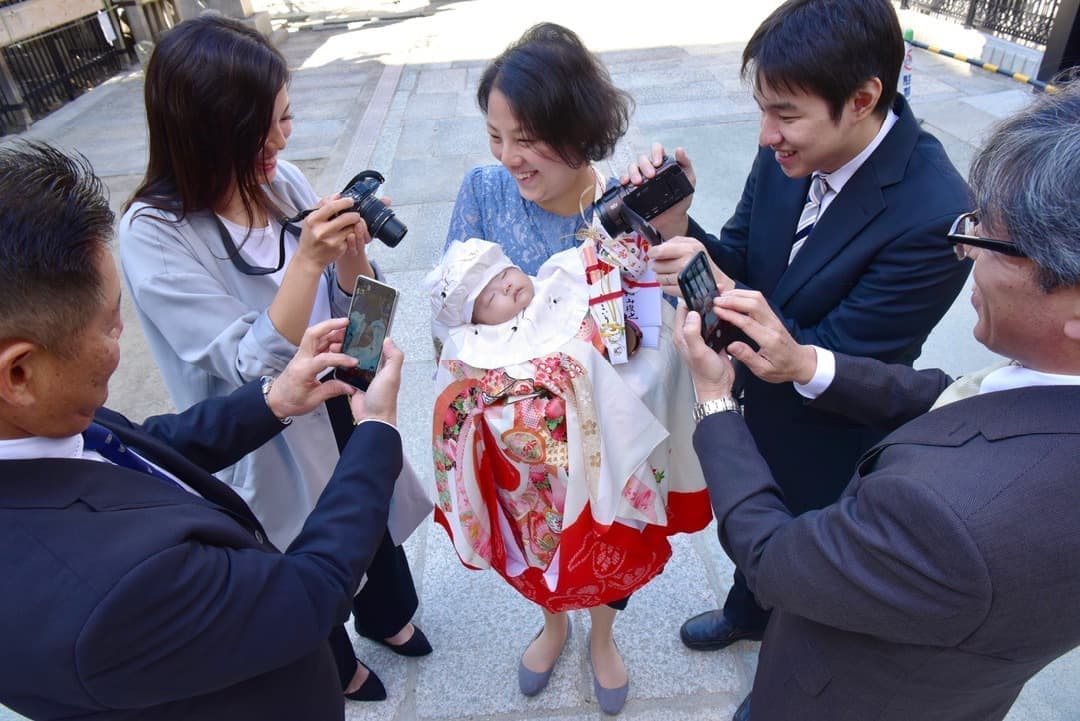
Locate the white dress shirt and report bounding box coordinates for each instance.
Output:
[796,346,1080,399]
[814,109,899,219]
[0,432,199,496]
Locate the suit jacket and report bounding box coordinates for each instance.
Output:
[689,96,972,512]
[694,354,1080,720]
[0,381,402,721]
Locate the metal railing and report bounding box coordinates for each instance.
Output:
[901,0,1061,46]
[1,14,132,130]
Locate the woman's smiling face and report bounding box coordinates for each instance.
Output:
[485,89,593,217]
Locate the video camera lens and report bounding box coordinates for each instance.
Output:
[592,155,694,240]
[340,170,407,248]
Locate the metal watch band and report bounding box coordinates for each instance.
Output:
[260,376,293,425]
[693,395,741,423]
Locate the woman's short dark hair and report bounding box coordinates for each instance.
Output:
[741,0,903,122]
[477,22,633,168]
[128,14,289,224]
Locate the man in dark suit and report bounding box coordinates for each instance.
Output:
[633,0,972,651]
[0,142,405,720]
[673,79,1080,721]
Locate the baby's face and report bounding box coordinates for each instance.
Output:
[472,266,535,325]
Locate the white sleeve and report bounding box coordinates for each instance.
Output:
[793,346,836,400]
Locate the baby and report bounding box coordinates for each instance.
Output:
[424,238,709,613]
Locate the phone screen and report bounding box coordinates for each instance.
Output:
[336,276,399,390]
[678,251,731,352]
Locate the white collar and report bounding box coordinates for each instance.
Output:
[981,363,1080,395]
[0,433,84,461]
[818,109,899,195]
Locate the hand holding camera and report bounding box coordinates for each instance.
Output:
[336,171,407,248]
[293,195,369,272]
[596,152,694,241]
[622,144,697,240]
[286,170,409,271]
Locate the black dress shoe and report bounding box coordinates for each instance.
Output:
[344,662,387,702]
[732,693,752,721]
[365,625,433,657]
[679,610,764,651]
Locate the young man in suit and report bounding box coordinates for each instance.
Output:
[0,142,406,720]
[674,78,1080,721]
[631,0,972,651]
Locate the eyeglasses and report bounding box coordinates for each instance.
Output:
[946,212,1027,261]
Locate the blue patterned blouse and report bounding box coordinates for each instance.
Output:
[446,164,611,275]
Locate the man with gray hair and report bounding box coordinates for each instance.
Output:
[673,78,1080,721]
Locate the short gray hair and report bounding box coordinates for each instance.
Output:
[969,77,1080,291]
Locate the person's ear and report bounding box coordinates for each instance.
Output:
[0,339,41,407]
[1064,318,1080,341]
[849,77,883,122]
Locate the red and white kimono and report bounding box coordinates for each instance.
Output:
[430,245,711,612]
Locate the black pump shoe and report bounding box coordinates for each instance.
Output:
[365,624,433,658]
[344,662,386,702]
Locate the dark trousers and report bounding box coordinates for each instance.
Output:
[721,569,771,632]
[324,394,421,688]
[326,529,419,686]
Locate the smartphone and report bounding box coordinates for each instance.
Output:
[335,275,399,390]
[677,250,734,353]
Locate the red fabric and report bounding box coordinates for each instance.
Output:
[435,487,712,612]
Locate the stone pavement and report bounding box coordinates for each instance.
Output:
[3,1,1077,719]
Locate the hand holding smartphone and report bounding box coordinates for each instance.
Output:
[335,275,399,391]
[677,250,735,353]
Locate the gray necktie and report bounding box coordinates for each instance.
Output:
[789,174,829,264]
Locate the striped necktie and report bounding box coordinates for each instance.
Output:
[82,422,181,488]
[789,174,829,264]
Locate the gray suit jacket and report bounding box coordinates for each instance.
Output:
[694,354,1080,720]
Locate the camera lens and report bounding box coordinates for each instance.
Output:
[339,170,408,248]
[595,185,629,237]
[356,194,407,248]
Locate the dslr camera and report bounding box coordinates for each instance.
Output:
[339,170,407,247]
[594,155,694,239]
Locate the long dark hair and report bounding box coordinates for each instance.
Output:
[127,14,289,226]
[478,22,632,168]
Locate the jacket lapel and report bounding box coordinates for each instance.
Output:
[98,418,266,535]
[754,169,810,296]
[771,97,920,308]
[854,385,1080,476]
[773,178,885,307]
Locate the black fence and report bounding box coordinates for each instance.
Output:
[901,0,1061,45]
[1,13,133,132]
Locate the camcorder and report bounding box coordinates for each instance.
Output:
[594,155,694,242]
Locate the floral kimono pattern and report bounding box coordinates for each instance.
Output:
[432,317,712,612]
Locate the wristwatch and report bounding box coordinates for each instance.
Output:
[260,376,293,425]
[693,395,741,423]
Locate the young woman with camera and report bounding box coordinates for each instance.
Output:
[118,14,431,703]
[442,22,708,715]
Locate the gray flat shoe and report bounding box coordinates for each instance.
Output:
[588,633,629,715]
[518,622,572,697]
